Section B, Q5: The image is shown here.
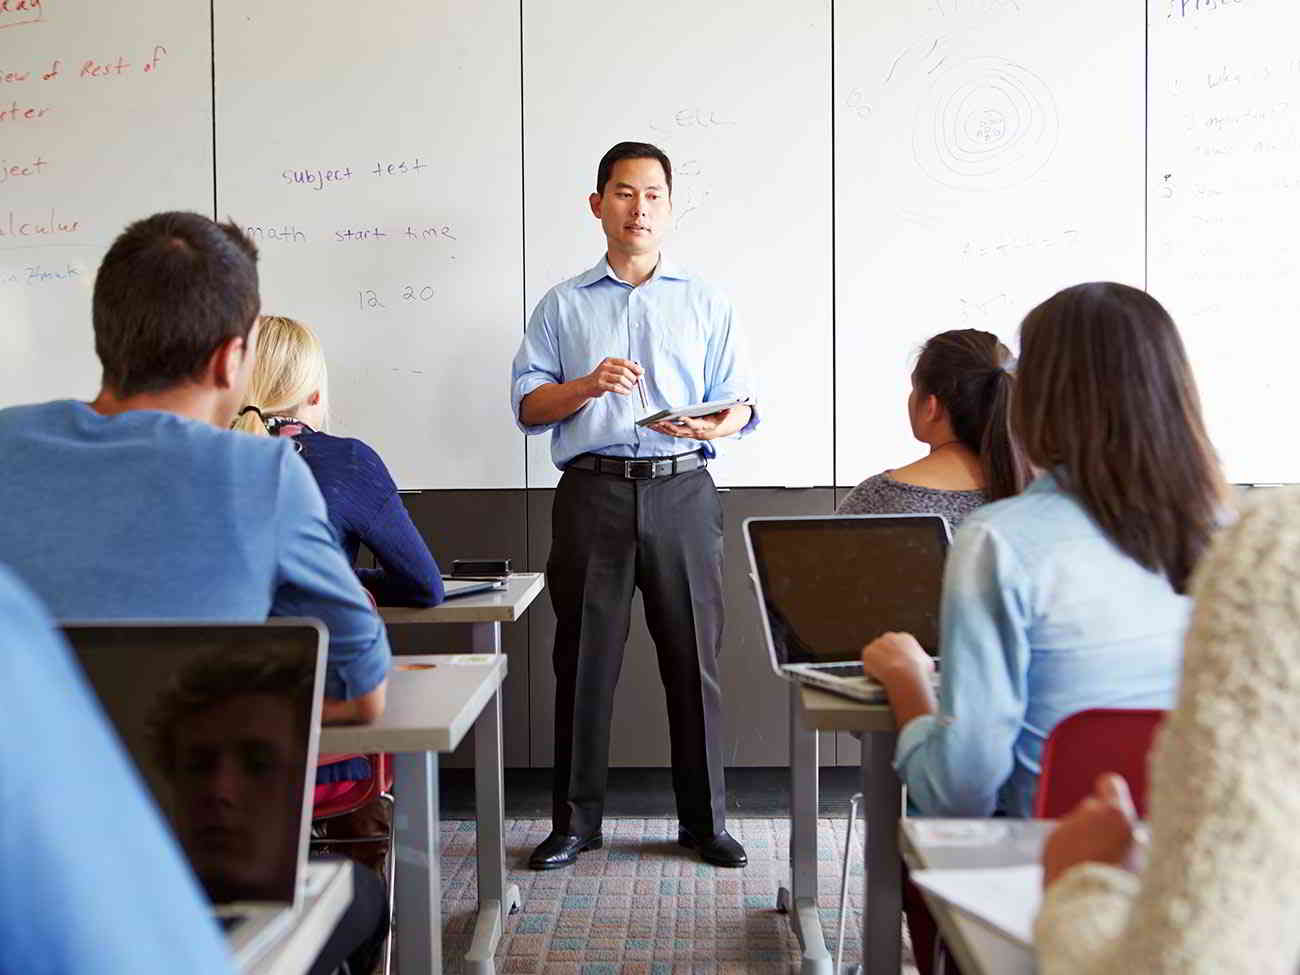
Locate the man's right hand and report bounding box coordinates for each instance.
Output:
[584,357,644,397]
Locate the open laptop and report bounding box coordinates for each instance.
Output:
[62,620,328,969]
[744,514,951,703]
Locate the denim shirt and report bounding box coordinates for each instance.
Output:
[896,473,1189,817]
[510,255,758,469]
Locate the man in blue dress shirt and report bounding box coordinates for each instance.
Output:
[511,142,758,870]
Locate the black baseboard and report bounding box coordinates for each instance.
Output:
[438,766,862,821]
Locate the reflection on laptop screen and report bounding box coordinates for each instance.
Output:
[749,516,950,665]
[63,623,321,906]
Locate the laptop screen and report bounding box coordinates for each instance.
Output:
[62,621,324,906]
[746,515,951,666]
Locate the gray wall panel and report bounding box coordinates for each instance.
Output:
[529,485,838,769]
[392,490,531,768]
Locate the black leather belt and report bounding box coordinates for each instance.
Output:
[566,450,706,480]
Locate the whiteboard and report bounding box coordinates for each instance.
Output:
[521,0,833,489]
[1149,0,1300,483]
[214,0,523,489]
[0,0,212,409]
[834,0,1145,486]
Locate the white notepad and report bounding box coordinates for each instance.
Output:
[910,864,1043,947]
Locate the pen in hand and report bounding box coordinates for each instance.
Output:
[634,360,649,412]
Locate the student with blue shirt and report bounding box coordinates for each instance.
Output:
[233,314,445,608]
[0,211,391,975]
[511,142,758,871]
[0,211,389,724]
[859,282,1227,975]
[2,564,235,975]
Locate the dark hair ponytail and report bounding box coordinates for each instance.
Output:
[913,329,1029,501]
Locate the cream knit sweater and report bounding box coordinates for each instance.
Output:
[1034,488,1300,974]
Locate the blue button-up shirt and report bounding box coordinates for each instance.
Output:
[510,256,758,469]
[896,473,1188,818]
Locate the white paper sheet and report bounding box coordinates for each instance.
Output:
[910,863,1043,947]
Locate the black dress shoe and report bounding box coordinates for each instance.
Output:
[678,827,747,867]
[528,830,603,870]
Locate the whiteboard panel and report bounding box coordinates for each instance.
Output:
[522,0,833,489]
[215,0,523,489]
[0,1,212,408]
[1149,0,1300,483]
[834,0,1144,486]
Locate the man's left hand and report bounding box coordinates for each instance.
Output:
[649,409,731,441]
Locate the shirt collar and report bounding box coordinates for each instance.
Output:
[576,254,690,288]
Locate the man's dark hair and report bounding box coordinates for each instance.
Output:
[595,142,673,197]
[93,211,260,397]
[146,646,314,778]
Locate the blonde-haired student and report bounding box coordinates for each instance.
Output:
[235,315,444,607]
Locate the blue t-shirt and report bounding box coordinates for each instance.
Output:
[0,563,235,975]
[0,400,390,701]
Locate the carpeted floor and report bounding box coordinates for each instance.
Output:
[435,817,918,974]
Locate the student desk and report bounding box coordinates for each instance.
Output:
[321,654,506,975]
[900,819,1047,975]
[374,573,545,974]
[245,859,353,975]
[785,685,900,975]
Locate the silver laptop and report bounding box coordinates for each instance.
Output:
[62,620,328,969]
[744,514,951,703]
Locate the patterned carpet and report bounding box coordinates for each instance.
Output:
[435,817,917,974]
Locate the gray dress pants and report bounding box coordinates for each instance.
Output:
[547,463,728,837]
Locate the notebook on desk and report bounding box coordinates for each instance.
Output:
[744,514,951,703]
[62,619,328,969]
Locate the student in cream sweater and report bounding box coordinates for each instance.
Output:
[1035,487,1300,974]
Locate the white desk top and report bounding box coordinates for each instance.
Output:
[378,572,544,624]
[244,860,352,975]
[900,819,1049,975]
[320,654,505,753]
[797,684,898,734]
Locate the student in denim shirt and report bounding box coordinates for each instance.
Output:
[861,283,1226,973]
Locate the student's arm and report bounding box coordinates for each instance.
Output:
[272,449,391,722]
[887,518,1032,816]
[3,569,235,975]
[321,681,387,724]
[346,441,445,608]
[1035,492,1300,975]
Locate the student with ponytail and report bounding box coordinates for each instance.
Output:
[837,328,1027,527]
[235,316,444,607]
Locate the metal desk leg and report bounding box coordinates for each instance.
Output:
[862,732,901,975]
[780,683,833,975]
[394,751,440,974]
[466,620,520,975]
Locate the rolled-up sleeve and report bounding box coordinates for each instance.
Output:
[511,292,565,435]
[702,299,759,437]
[272,451,391,700]
[894,519,1032,816]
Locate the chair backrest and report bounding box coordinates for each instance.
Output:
[1034,708,1166,818]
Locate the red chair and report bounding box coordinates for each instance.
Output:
[312,753,396,974]
[1034,708,1166,818]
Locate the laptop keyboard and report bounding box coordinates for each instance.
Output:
[817,663,865,677]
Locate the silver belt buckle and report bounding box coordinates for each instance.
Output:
[623,458,656,479]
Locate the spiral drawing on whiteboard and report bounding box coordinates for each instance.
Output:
[913,57,1059,191]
